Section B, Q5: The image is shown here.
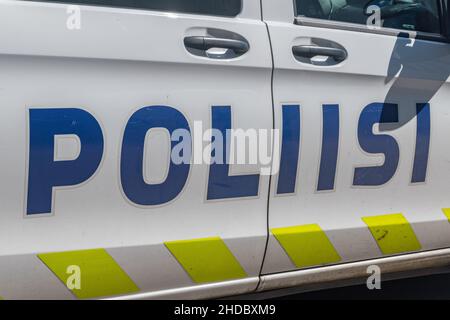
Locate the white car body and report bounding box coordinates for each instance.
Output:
[0,0,449,299]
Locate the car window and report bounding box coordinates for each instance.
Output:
[295,0,441,34]
[22,0,242,17]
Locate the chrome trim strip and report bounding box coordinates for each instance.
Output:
[258,248,450,293]
[295,17,447,42]
[104,277,259,300]
[107,249,450,299]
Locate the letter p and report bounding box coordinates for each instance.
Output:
[26,108,104,215]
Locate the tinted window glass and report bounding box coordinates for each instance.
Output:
[295,0,440,34]
[24,0,242,17]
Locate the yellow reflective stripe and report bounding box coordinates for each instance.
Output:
[362,213,421,255]
[442,208,450,221]
[271,224,341,268]
[164,237,247,284]
[38,249,139,299]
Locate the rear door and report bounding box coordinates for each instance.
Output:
[262,0,450,275]
[0,0,272,299]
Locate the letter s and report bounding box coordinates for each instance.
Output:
[353,103,399,186]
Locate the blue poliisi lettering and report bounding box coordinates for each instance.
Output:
[121,106,191,206]
[277,105,300,194]
[411,103,431,183]
[317,104,339,191]
[27,108,104,215]
[207,106,260,200]
[353,103,399,186]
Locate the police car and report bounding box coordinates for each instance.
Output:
[0,0,449,299]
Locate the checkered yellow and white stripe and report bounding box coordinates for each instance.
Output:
[0,209,450,299]
[0,236,258,299]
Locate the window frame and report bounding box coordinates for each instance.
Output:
[20,0,243,18]
[293,0,449,43]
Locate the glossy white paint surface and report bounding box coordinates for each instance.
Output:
[0,0,271,298]
[262,0,450,274]
[1,0,450,299]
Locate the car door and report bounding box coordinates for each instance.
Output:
[0,0,272,299]
[262,0,450,276]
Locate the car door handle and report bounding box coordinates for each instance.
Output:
[184,36,249,55]
[292,45,347,62]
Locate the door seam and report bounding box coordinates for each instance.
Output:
[255,0,276,293]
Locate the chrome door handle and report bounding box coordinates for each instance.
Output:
[292,45,347,62]
[184,36,249,55]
